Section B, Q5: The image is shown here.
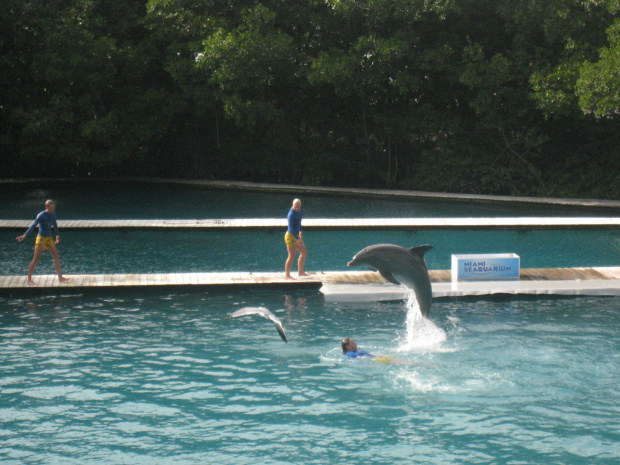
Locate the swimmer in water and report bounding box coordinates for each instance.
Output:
[341,337,407,365]
[341,337,374,358]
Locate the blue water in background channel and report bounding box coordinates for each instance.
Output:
[1,181,619,464]
[0,179,616,219]
[2,229,619,276]
[1,180,619,275]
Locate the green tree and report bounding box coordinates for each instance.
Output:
[576,20,620,117]
[7,0,179,176]
[195,3,306,181]
[1,0,618,198]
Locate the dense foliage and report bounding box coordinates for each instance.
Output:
[2,0,619,198]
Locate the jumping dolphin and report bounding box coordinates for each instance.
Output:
[347,244,434,316]
[227,307,288,342]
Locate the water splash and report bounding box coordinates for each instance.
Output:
[397,289,447,352]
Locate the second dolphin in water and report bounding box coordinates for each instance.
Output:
[227,307,288,342]
[348,244,434,316]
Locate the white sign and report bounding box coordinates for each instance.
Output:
[452,253,520,281]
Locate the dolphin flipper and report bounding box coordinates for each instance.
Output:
[379,269,401,285]
[348,243,434,316]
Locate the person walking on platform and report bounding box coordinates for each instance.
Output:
[16,200,70,286]
[284,198,309,280]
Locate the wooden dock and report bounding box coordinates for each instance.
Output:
[1,217,619,231]
[1,268,619,300]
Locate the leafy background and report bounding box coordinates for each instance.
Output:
[2,0,619,198]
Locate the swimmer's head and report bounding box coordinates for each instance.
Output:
[341,337,357,353]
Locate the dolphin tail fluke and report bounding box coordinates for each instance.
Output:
[276,326,288,342]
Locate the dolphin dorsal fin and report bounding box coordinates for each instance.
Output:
[409,244,433,258]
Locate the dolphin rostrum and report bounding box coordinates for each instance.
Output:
[227,307,288,342]
[347,244,434,316]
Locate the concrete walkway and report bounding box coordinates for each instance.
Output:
[2,217,619,231]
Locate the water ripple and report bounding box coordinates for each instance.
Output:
[0,293,618,464]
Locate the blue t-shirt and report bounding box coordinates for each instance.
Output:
[287,208,303,239]
[344,350,373,359]
[24,211,58,237]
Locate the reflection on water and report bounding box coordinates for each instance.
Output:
[1,291,619,464]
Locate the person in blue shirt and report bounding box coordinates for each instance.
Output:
[284,198,309,280]
[16,200,70,286]
[341,337,405,364]
[341,338,374,358]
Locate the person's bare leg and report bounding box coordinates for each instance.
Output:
[285,246,297,280]
[297,242,309,277]
[27,246,45,286]
[49,247,69,282]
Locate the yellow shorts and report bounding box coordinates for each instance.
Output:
[284,231,298,247]
[35,235,56,250]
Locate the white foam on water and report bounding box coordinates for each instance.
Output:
[387,291,453,393]
[397,289,447,352]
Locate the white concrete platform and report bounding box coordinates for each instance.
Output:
[320,279,620,302]
[1,217,619,230]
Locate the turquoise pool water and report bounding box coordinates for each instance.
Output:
[2,229,619,276]
[2,182,619,463]
[4,181,618,275]
[1,291,619,464]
